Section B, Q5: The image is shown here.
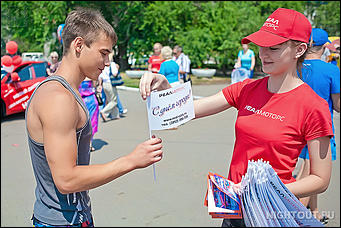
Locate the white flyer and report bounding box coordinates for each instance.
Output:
[146,81,195,130]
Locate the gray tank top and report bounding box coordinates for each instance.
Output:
[25,75,93,225]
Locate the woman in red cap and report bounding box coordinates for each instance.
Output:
[139,8,333,227]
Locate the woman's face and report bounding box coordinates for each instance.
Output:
[242,44,249,51]
[259,41,302,75]
[51,55,59,64]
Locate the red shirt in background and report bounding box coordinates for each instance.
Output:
[222,77,333,184]
[148,55,164,73]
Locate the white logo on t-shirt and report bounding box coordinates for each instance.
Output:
[244,105,285,122]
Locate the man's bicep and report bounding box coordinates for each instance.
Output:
[40,97,79,186]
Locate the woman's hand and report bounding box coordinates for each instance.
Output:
[233,182,242,195]
[139,72,171,100]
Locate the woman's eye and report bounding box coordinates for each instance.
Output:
[269,47,278,51]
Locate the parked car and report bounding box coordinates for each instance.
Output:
[22,52,48,62]
[1,61,49,119]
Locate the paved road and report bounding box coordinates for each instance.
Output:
[1,84,339,227]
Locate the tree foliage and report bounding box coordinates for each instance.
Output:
[1,1,339,73]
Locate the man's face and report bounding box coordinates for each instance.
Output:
[173,48,180,58]
[78,32,114,80]
[153,44,161,55]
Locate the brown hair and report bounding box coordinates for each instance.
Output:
[290,40,311,78]
[62,7,117,56]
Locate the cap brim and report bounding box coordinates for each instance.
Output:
[241,30,289,47]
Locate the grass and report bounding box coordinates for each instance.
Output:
[120,72,231,88]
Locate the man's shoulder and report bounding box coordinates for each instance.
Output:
[33,81,78,112]
[181,53,190,61]
[307,59,340,73]
[149,55,160,60]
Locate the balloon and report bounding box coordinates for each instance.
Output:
[11,72,20,82]
[57,24,65,44]
[1,55,13,67]
[6,41,18,55]
[2,65,14,73]
[12,55,23,66]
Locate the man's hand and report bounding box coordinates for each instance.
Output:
[127,136,163,169]
[139,72,171,100]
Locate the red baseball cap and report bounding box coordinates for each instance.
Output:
[241,8,312,47]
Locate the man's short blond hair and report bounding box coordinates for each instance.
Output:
[161,46,173,60]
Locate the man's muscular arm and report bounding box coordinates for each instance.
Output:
[38,87,162,194]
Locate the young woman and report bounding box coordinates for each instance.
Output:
[139,8,333,227]
[235,43,256,78]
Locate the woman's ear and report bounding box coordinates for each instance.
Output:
[296,43,308,59]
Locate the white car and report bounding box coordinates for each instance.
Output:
[22,52,47,62]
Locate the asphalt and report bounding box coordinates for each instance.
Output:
[1,83,340,227]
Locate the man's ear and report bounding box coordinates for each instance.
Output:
[296,43,308,59]
[73,37,84,54]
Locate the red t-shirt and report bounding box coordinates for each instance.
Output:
[222,77,333,184]
[148,55,164,73]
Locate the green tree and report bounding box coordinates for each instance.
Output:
[2,1,339,74]
[1,1,67,56]
[311,1,340,36]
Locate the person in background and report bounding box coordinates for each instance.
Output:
[148,43,164,73]
[98,53,121,122]
[327,39,340,68]
[296,28,340,225]
[320,46,331,62]
[172,45,191,83]
[159,46,180,87]
[234,43,255,78]
[111,61,128,117]
[46,51,61,76]
[98,58,128,117]
[79,78,100,152]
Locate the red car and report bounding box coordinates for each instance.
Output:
[1,61,50,119]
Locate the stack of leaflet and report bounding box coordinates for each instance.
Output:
[205,159,324,227]
[204,172,242,219]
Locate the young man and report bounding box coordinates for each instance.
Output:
[296,28,340,224]
[26,8,163,227]
[148,42,164,73]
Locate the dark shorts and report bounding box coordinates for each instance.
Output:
[32,215,94,227]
